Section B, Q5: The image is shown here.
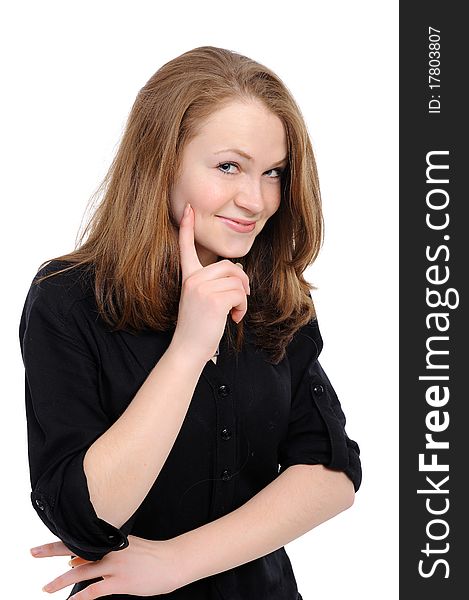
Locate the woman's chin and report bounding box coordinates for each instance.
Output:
[216,243,252,260]
[197,243,252,265]
[217,251,249,262]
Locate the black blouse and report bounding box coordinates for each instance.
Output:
[19,260,361,600]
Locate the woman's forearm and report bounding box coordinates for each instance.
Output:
[172,463,355,588]
[83,342,207,529]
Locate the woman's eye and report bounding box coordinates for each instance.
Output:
[217,162,238,175]
[217,162,284,178]
[265,167,284,178]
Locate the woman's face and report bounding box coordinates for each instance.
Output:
[170,99,288,266]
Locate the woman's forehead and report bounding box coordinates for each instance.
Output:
[187,101,287,159]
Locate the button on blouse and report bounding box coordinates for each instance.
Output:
[19,260,362,600]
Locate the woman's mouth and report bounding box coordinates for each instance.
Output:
[216,216,256,233]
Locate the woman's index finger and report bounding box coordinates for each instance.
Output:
[30,540,74,557]
[179,203,203,282]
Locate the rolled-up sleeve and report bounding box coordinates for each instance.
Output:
[278,317,362,492]
[19,277,137,561]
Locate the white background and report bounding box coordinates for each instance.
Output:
[2,1,398,598]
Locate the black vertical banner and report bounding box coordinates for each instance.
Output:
[400,3,468,597]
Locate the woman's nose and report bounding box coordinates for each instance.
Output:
[233,179,264,214]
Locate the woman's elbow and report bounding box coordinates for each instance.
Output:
[300,464,356,513]
[344,479,356,510]
[322,467,356,513]
[336,470,356,511]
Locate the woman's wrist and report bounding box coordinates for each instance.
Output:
[146,537,188,593]
[166,335,212,370]
[167,534,198,589]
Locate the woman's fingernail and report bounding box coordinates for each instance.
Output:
[184,203,191,217]
[31,547,41,556]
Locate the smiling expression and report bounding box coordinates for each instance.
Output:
[170,99,288,266]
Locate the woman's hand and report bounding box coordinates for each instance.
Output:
[171,202,251,363]
[31,535,183,598]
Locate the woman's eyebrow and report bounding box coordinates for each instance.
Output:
[213,148,288,165]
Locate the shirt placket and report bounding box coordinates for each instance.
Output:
[202,360,237,521]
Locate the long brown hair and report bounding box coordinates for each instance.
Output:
[34,46,324,364]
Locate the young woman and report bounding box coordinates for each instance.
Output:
[19,46,362,600]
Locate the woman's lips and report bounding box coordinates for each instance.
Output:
[216,216,256,233]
